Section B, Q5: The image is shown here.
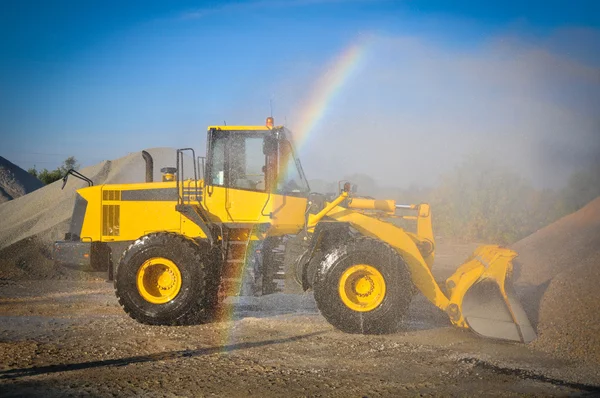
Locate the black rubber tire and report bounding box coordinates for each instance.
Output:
[203,246,223,319]
[114,232,214,325]
[313,237,413,334]
[282,236,307,294]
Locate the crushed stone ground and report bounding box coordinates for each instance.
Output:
[1,280,599,397]
[1,149,600,395]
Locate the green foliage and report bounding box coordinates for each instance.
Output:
[59,156,80,175]
[38,168,63,185]
[27,157,80,185]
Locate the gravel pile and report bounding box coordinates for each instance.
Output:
[511,196,600,364]
[513,196,600,286]
[0,156,44,204]
[532,257,600,364]
[0,148,185,280]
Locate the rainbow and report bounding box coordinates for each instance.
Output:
[292,35,371,153]
[216,37,371,350]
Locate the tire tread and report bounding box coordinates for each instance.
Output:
[114,232,215,326]
[313,236,413,334]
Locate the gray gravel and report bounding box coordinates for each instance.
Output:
[1,281,599,397]
[0,156,44,204]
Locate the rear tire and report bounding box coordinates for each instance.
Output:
[313,237,413,334]
[114,232,214,325]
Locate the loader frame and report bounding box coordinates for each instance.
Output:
[53,121,536,343]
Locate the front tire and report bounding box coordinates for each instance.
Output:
[114,232,213,325]
[313,237,413,334]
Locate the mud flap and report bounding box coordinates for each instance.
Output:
[462,279,536,343]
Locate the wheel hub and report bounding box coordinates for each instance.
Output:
[157,269,176,290]
[354,275,375,297]
[137,257,182,304]
[338,264,386,312]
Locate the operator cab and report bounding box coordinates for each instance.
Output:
[205,119,310,197]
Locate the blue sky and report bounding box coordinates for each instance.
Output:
[1,0,599,188]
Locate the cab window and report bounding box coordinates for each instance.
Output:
[211,136,226,185]
[276,140,310,194]
[230,135,265,190]
[210,132,267,191]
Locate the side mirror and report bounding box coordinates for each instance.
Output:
[341,181,358,193]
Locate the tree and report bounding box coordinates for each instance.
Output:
[27,166,38,178]
[429,154,545,244]
[28,156,80,185]
[59,156,80,175]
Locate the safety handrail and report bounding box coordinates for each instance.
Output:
[176,148,198,205]
[61,169,93,190]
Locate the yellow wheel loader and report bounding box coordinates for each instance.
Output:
[53,119,535,343]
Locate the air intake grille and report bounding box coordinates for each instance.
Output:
[103,190,121,201]
[102,205,120,236]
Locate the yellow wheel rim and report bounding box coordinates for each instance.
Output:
[136,257,182,304]
[338,264,386,312]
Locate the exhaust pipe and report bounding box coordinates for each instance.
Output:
[141,150,153,183]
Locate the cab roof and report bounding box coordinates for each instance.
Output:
[208,125,274,131]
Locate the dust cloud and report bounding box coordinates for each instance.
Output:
[280,30,600,190]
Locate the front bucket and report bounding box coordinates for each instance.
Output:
[461,279,536,343]
[447,245,536,343]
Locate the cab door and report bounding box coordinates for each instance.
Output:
[206,131,270,222]
[226,134,270,221]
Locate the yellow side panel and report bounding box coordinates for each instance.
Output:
[227,188,272,222]
[79,186,103,241]
[268,194,307,235]
[76,182,185,242]
[203,186,237,222]
[179,209,206,238]
[203,186,306,235]
[116,201,181,240]
[77,180,307,242]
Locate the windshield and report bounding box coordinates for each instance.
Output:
[276,130,310,195]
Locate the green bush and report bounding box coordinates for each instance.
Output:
[27,156,80,185]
